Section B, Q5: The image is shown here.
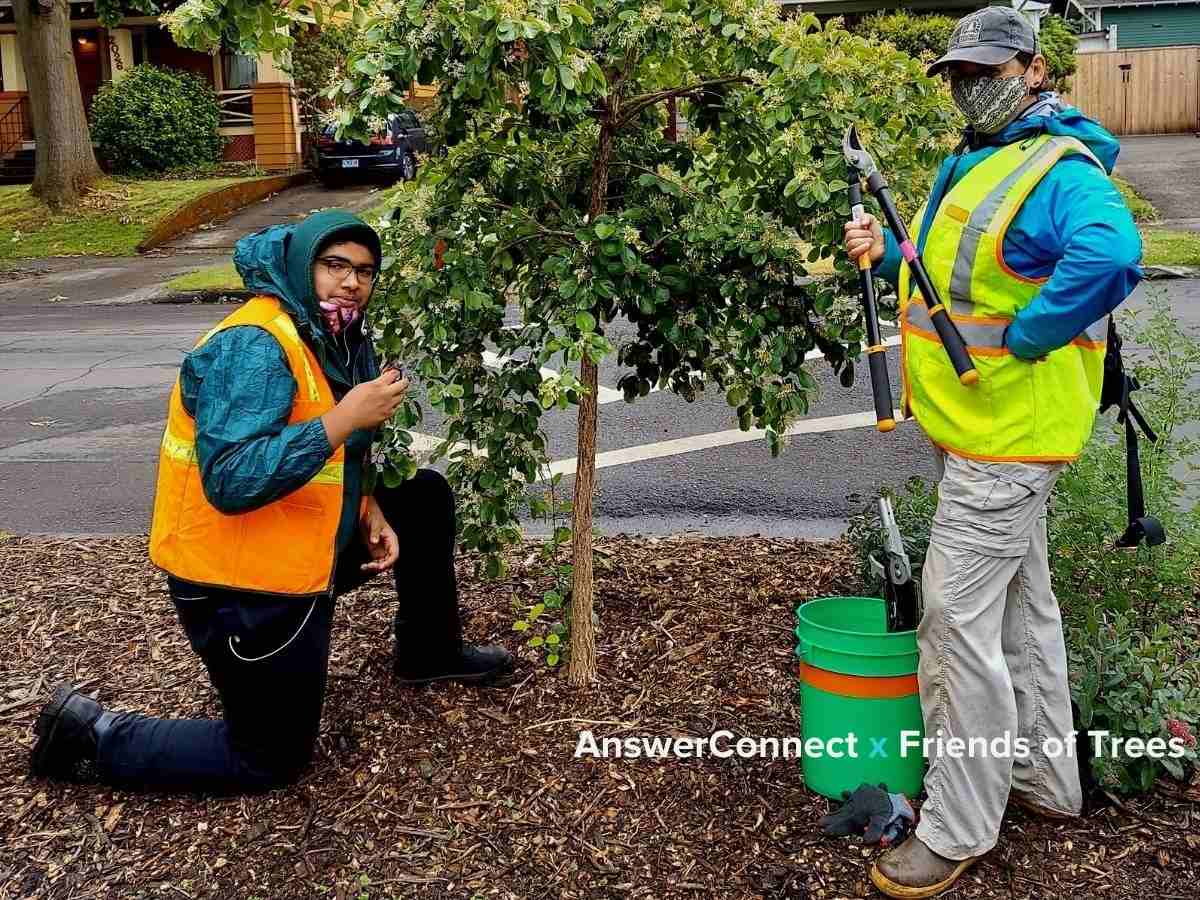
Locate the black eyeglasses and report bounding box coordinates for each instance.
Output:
[317,255,377,284]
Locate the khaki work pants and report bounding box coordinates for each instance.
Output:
[914,449,1084,860]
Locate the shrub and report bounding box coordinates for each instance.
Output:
[845,291,1200,795]
[856,11,957,62]
[90,64,223,176]
[1039,14,1079,93]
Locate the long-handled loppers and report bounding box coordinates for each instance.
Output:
[846,171,896,433]
[843,126,979,388]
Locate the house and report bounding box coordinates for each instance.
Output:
[1078,0,1200,49]
[0,0,305,181]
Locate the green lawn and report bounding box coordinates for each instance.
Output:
[1112,176,1200,268]
[0,176,249,260]
[166,261,243,293]
[1141,229,1200,269]
[1114,175,1158,224]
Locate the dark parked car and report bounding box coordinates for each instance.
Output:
[315,108,429,185]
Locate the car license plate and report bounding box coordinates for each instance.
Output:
[342,159,359,169]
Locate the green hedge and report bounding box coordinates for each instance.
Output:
[857,11,957,61]
[90,65,223,176]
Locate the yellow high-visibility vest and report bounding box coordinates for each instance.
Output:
[149,295,345,596]
[899,134,1108,462]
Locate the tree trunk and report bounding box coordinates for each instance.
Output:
[14,0,103,209]
[566,117,615,687]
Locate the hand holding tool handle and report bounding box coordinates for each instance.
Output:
[865,174,979,387]
[848,180,896,432]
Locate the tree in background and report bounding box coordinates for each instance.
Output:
[1038,14,1079,93]
[855,11,957,63]
[12,0,115,209]
[168,0,957,685]
[289,19,359,162]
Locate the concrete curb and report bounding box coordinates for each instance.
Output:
[151,289,252,305]
[137,172,312,252]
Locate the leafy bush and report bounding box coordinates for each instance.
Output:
[856,11,957,62]
[846,291,1200,794]
[1038,14,1079,93]
[90,65,223,176]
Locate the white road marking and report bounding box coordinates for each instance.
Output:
[546,409,909,476]
[413,335,908,474]
[642,333,902,397]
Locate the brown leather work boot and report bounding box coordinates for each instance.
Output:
[870,834,983,898]
[1008,790,1079,822]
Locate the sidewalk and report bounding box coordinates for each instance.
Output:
[0,181,383,309]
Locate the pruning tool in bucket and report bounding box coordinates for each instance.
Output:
[842,126,979,388]
[869,497,918,633]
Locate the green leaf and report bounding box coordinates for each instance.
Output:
[546,653,560,666]
[529,636,544,648]
[542,66,556,87]
[512,619,529,632]
[559,65,576,91]
[593,222,615,239]
[575,311,596,332]
[546,633,561,646]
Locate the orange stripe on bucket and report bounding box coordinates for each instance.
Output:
[798,662,918,699]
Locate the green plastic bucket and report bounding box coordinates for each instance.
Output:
[794,596,925,800]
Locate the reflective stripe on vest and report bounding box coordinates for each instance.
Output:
[149,295,345,597]
[898,135,1109,463]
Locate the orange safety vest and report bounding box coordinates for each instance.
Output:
[149,295,345,596]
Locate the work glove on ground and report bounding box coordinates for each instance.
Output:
[819,782,915,846]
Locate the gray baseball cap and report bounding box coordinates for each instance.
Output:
[927,7,1039,77]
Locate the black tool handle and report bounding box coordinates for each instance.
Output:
[867,175,980,387]
[849,180,896,431]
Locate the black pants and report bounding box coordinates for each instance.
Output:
[96,469,462,793]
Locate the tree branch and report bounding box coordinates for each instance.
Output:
[617,76,750,127]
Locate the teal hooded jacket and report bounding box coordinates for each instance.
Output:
[178,210,383,556]
[874,94,1142,359]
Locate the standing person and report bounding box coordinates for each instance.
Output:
[30,209,513,793]
[843,8,1141,897]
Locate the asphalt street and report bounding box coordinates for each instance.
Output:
[1114,134,1200,231]
[2,150,1198,540]
[4,278,1198,539]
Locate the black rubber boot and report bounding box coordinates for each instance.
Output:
[30,682,109,779]
[395,644,515,686]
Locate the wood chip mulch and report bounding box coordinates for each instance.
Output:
[1,535,1197,900]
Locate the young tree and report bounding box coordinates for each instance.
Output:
[169,0,956,685]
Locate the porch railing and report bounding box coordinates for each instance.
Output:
[0,95,32,159]
[217,90,253,128]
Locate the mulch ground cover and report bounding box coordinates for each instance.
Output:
[1,534,1197,900]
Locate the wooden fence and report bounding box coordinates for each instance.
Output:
[1062,46,1200,135]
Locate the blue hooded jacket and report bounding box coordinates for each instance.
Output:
[177,210,383,557]
[874,94,1142,359]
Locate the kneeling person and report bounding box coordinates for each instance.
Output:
[31,210,513,793]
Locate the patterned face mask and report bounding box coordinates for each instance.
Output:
[951,71,1030,134]
[319,298,361,336]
